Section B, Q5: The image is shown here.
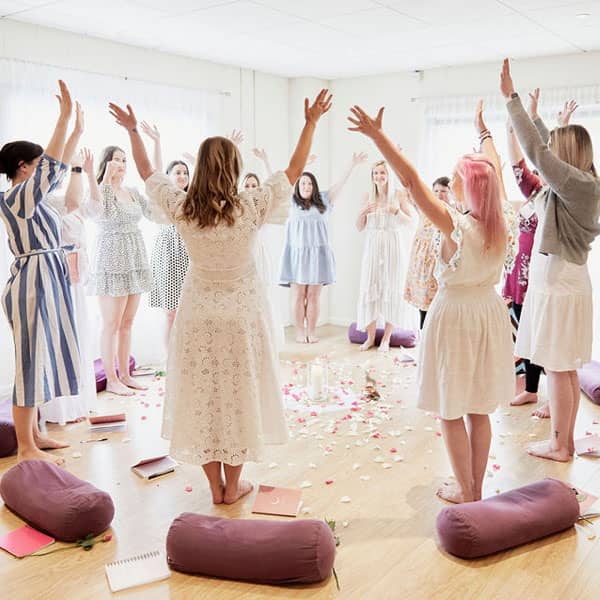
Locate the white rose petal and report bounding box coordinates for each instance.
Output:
[340,496,351,503]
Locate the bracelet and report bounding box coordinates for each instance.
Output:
[480,133,492,143]
[71,166,82,173]
[478,128,490,139]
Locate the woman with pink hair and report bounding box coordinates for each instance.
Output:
[348,103,514,504]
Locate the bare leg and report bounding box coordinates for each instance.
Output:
[98,295,132,396]
[201,461,224,504]
[291,284,307,342]
[14,406,65,464]
[465,414,491,501]
[527,370,571,462]
[164,309,177,356]
[438,417,475,503]
[360,321,377,351]
[117,295,147,390]
[378,322,394,353]
[306,284,322,343]
[568,370,580,456]
[223,463,253,505]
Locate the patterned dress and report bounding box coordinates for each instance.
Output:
[150,225,189,310]
[0,155,80,407]
[87,183,153,297]
[145,171,292,466]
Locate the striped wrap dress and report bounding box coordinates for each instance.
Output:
[0,154,80,407]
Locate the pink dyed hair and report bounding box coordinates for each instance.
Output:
[455,153,507,254]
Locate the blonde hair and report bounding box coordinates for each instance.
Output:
[370,160,391,204]
[550,125,597,177]
[182,137,243,228]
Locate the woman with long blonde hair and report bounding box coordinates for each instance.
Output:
[356,159,414,351]
[502,59,600,462]
[348,102,514,504]
[109,90,331,505]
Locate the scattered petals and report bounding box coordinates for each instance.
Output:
[300,481,312,489]
[325,479,334,485]
[340,496,351,503]
[359,475,371,481]
[185,485,193,492]
[382,463,392,469]
[71,452,82,459]
[268,462,278,469]
[352,463,361,470]
[393,456,404,462]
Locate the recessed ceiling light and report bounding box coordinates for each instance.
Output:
[576,13,591,19]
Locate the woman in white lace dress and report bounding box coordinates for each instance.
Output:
[109,90,331,504]
[356,160,414,352]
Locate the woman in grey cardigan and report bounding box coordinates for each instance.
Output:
[501,58,600,462]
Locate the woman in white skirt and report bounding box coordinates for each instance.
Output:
[356,160,414,352]
[348,103,514,504]
[502,59,600,462]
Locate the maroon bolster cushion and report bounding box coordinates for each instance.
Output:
[348,322,417,348]
[0,398,17,458]
[0,460,114,542]
[166,513,336,585]
[95,355,136,393]
[578,361,600,405]
[436,478,580,559]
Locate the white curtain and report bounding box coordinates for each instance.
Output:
[0,58,225,396]
[419,84,600,357]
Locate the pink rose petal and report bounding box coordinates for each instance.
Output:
[184,485,193,492]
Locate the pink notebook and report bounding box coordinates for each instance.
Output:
[574,434,600,457]
[251,485,302,517]
[131,456,178,480]
[0,525,54,558]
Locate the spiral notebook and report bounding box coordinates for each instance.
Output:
[105,549,170,592]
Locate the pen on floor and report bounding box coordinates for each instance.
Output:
[80,438,109,443]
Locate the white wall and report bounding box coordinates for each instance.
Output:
[328,51,600,327]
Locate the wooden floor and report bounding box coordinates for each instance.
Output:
[2,325,600,600]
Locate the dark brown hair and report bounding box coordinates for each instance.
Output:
[0,141,44,180]
[96,145,125,184]
[293,171,326,213]
[432,176,450,188]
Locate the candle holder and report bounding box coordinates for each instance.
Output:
[308,358,329,402]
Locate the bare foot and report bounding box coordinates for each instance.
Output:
[223,480,254,505]
[378,340,390,353]
[436,481,474,504]
[511,390,538,406]
[34,435,69,450]
[532,402,550,419]
[209,481,225,504]
[106,380,134,396]
[18,447,65,466]
[307,335,320,344]
[527,439,570,462]
[120,376,148,391]
[360,339,375,351]
[296,335,308,343]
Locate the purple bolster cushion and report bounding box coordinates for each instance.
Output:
[0,398,17,458]
[166,513,336,585]
[577,361,600,405]
[0,460,114,542]
[95,355,136,393]
[348,322,417,348]
[436,478,580,559]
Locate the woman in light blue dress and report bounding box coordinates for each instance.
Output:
[279,153,366,343]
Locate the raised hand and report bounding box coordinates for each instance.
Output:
[182,151,196,164]
[306,154,317,165]
[528,88,540,119]
[474,99,487,134]
[305,88,333,125]
[73,101,84,135]
[229,129,244,146]
[81,148,94,175]
[252,147,267,161]
[56,79,73,120]
[108,102,138,131]
[558,99,578,126]
[352,151,368,166]
[140,121,160,141]
[500,58,515,99]
[347,105,384,138]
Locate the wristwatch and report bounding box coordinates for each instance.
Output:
[510,92,519,100]
[71,166,82,173]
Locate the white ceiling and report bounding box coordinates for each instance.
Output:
[1,0,599,78]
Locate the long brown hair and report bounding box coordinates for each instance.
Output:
[96,145,125,184]
[550,125,597,176]
[182,136,243,228]
[293,172,326,213]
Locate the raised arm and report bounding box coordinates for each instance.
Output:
[252,147,273,177]
[328,152,368,204]
[348,105,453,237]
[81,147,101,206]
[62,102,84,167]
[63,152,84,213]
[45,80,73,162]
[108,103,154,181]
[284,89,332,185]
[140,121,163,172]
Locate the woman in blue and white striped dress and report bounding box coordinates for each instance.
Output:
[0,80,81,464]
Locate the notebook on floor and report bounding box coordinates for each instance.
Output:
[574,434,600,457]
[0,525,54,558]
[251,485,302,517]
[571,485,600,516]
[131,456,178,480]
[105,549,170,592]
[89,413,127,433]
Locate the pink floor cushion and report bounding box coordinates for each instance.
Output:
[166,513,336,585]
[348,322,417,348]
[94,355,136,392]
[436,478,580,559]
[0,460,114,542]
[0,398,17,458]
[578,361,600,405]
